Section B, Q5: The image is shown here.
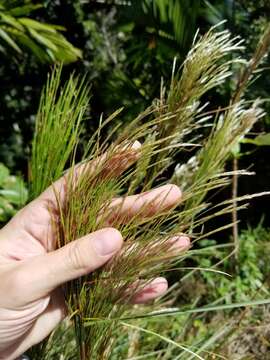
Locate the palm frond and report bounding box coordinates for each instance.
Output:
[145,0,201,47]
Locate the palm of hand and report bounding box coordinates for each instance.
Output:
[0,195,65,359]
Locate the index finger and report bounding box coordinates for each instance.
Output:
[39,140,141,207]
[0,141,141,251]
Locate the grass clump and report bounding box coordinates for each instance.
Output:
[30,66,90,199]
[28,24,270,360]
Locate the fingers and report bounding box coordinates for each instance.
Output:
[39,140,141,207]
[3,231,189,308]
[131,277,168,304]
[168,235,190,252]
[126,235,190,304]
[1,141,141,249]
[9,228,123,304]
[103,184,182,226]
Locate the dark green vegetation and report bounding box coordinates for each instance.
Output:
[1,1,270,359]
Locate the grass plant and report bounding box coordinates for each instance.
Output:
[30,66,90,199]
[28,25,270,359]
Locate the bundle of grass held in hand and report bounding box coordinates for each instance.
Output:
[28,25,270,359]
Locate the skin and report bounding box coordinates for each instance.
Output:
[0,144,190,359]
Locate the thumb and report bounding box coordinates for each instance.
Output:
[14,228,123,303]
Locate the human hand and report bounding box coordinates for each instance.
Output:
[0,145,190,359]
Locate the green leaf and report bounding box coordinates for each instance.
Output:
[13,32,50,62]
[19,17,65,32]
[0,162,28,222]
[0,2,81,63]
[0,27,21,52]
[251,133,270,146]
[1,176,28,205]
[8,4,43,17]
[145,0,200,46]
[0,163,10,187]
[0,12,24,31]
[27,27,58,52]
[0,197,15,222]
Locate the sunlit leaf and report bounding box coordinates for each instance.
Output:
[0,0,82,63]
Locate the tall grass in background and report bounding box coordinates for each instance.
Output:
[28,24,270,359]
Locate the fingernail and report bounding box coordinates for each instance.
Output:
[150,277,168,294]
[131,140,141,150]
[93,228,123,256]
[151,277,168,287]
[149,184,182,200]
[122,140,141,151]
[170,236,190,250]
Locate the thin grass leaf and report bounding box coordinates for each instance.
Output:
[122,322,205,360]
